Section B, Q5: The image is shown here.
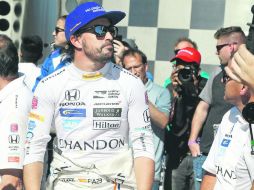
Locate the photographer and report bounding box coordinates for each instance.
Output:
[165,47,207,190]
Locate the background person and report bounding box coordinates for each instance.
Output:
[188,26,246,189]
[18,35,43,90]
[0,34,33,190]
[113,37,154,81]
[32,15,70,92]
[201,63,254,190]
[163,37,209,88]
[225,44,254,90]
[122,48,171,190]
[164,47,207,190]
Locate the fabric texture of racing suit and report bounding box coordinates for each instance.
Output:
[0,75,33,182]
[24,62,154,190]
[203,107,254,190]
[32,48,71,92]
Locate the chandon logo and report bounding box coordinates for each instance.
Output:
[58,138,125,150]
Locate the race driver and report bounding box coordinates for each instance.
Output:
[23,2,155,190]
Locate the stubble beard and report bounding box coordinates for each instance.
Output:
[82,41,113,64]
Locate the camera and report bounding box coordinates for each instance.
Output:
[242,102,254,123]
[114,35,122,42]
[177,66,197,83]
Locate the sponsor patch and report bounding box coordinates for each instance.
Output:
[143,109,150,123]
[93,120,121,130]
[8,156,20,163]
[221,138,231,147]
[28,120,36,131]
[93,90,120,99]
[10,123,18,132]
[93,108,122,117]
[29,112,45,122]
[62,119,81,131]
[60,108,86,117]
[58,178,75,182]
[41,69,65,83]
[8,134,20,144]
[26,131,34,140]
[93,101,121,106]
[8,144,19,152]
[93,90,107,98]
[59,101,85,107]
[79,178,103,184]
[65,89,80,101]
[32,96,38,109]
[58,138,125,151]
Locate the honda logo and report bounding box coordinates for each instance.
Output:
[143,109,150,123]
[9,135,20,144]
[65,89,80,101]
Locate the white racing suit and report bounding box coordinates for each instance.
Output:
[0,76,32,180]
[24,62,154,189]
[47,148,136,190]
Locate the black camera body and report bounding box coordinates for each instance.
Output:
[177,66,198,83]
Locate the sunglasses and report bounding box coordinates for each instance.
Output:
[222,70,231,83]
[216,42,237,53]
[76,25,118,38]
[55,27,65,34]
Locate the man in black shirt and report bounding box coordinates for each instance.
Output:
[165,47,207,190]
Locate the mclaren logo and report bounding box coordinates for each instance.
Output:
[65,89,80,101]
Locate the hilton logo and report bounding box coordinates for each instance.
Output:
[93,120,121,130]
[65,89,80,101]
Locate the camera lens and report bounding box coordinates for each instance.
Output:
[178,68,192,83]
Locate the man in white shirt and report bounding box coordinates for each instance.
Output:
[0,35,33,189]
[201,62,254,190]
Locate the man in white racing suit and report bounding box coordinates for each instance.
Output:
[23,2,155,190]
[0,35,33,189]
[201,62,254,190]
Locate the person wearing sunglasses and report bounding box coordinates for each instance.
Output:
[201,61,254,190]
[23,2,154,190]
[32,15,71,92]
[188,26,246,190]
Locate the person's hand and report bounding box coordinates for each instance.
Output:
[171,67,182,86]
[188,141,201,157]
[113,40,127,64]
[225,44,254,90]
[170,68,182,97]
[0,175,22,190]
